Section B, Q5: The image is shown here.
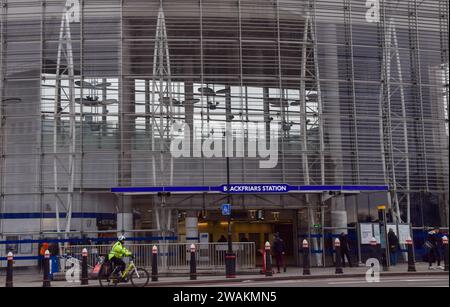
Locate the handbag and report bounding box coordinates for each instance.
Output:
[423,241,433,251]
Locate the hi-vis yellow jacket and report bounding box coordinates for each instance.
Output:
[108,241,132,260]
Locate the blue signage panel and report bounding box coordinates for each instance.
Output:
[221,204,232,216]
[220,184,290,194]
[111,185,389,194]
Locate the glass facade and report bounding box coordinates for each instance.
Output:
[0,0,448,249]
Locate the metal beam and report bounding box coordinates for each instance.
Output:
[53,1,78,239]
[151,4,174,187]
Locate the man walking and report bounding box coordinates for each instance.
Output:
[339,232,353,267]
[388,228,400,266]
[273,233,286,273]
[426,228,443,270]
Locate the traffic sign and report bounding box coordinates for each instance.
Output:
[221,204,231,216]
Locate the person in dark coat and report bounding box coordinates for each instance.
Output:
[388,228,400,266]
[218,235,227,243]
[240,236,249,243]
[426,228,443,270]
[272,233,286,273]
[338,232,353,267]
[38,241,50,273]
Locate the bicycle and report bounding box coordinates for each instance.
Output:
[98,255,150,287]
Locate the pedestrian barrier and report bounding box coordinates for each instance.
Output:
[60,242,255,274]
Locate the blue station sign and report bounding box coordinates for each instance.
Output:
[220,184,290,194]
[111,184,389,194]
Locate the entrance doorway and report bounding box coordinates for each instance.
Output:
[179,209,296,267]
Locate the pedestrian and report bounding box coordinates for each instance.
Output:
[388,228,400,266]
[39,242,49,272]
[218,235,227,243]
[425,228,443,270]
[338,232,353,267]
[49,242,60,257]
[273,233,286,273]
[81,234,92,246]
[240,236,249,243]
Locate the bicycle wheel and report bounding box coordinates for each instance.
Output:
[130,267,150,287]
[98,263,118,288]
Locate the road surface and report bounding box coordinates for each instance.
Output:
[182,275,449,287]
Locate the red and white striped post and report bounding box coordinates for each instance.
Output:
[442,236,448,272]
[370,237,379,261]
[265,242,273,277]
[334,238,343,274]
[406,237,416,272]
[5,252,14,287]
[302,239,311,275]
[42,250,51,287]
[151,245,158,282]
[190,244,197,280]
[81,248,89,285]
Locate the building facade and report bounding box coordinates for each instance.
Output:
[0,0,448,266]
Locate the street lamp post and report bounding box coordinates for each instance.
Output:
[225,154,236,278]
[227,156,232,252]
[224,86,236,278]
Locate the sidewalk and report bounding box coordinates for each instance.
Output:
[141,263,449,287]
[1,263,447,287]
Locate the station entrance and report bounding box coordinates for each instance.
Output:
[112,184,391,267]
[177,209,295,266]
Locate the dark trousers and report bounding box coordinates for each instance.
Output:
[341,249,353,267]
[275,253,285,272]
[111,257,126,276]
[390,249,398,266]
[38,256,44,273]
[428,247,441,266]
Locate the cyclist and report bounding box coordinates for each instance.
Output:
[108,235,133,280]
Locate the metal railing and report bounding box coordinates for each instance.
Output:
[60,242,256,273]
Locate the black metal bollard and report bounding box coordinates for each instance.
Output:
[5,252,14,287]
[443,236,449,272]
[190,244,197,281]
[225,252,236,279]
[42,250,51,287]
[406,237,416,272]
[334,238,343,274]
[302,239,311,275]
[151,245,158,282]
[265,242,273,277]
[81,248,89,285]
[370,237,379,262]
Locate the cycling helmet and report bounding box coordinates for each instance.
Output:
[118,235,126,242]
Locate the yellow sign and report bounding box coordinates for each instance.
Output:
[377,205,386,210]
